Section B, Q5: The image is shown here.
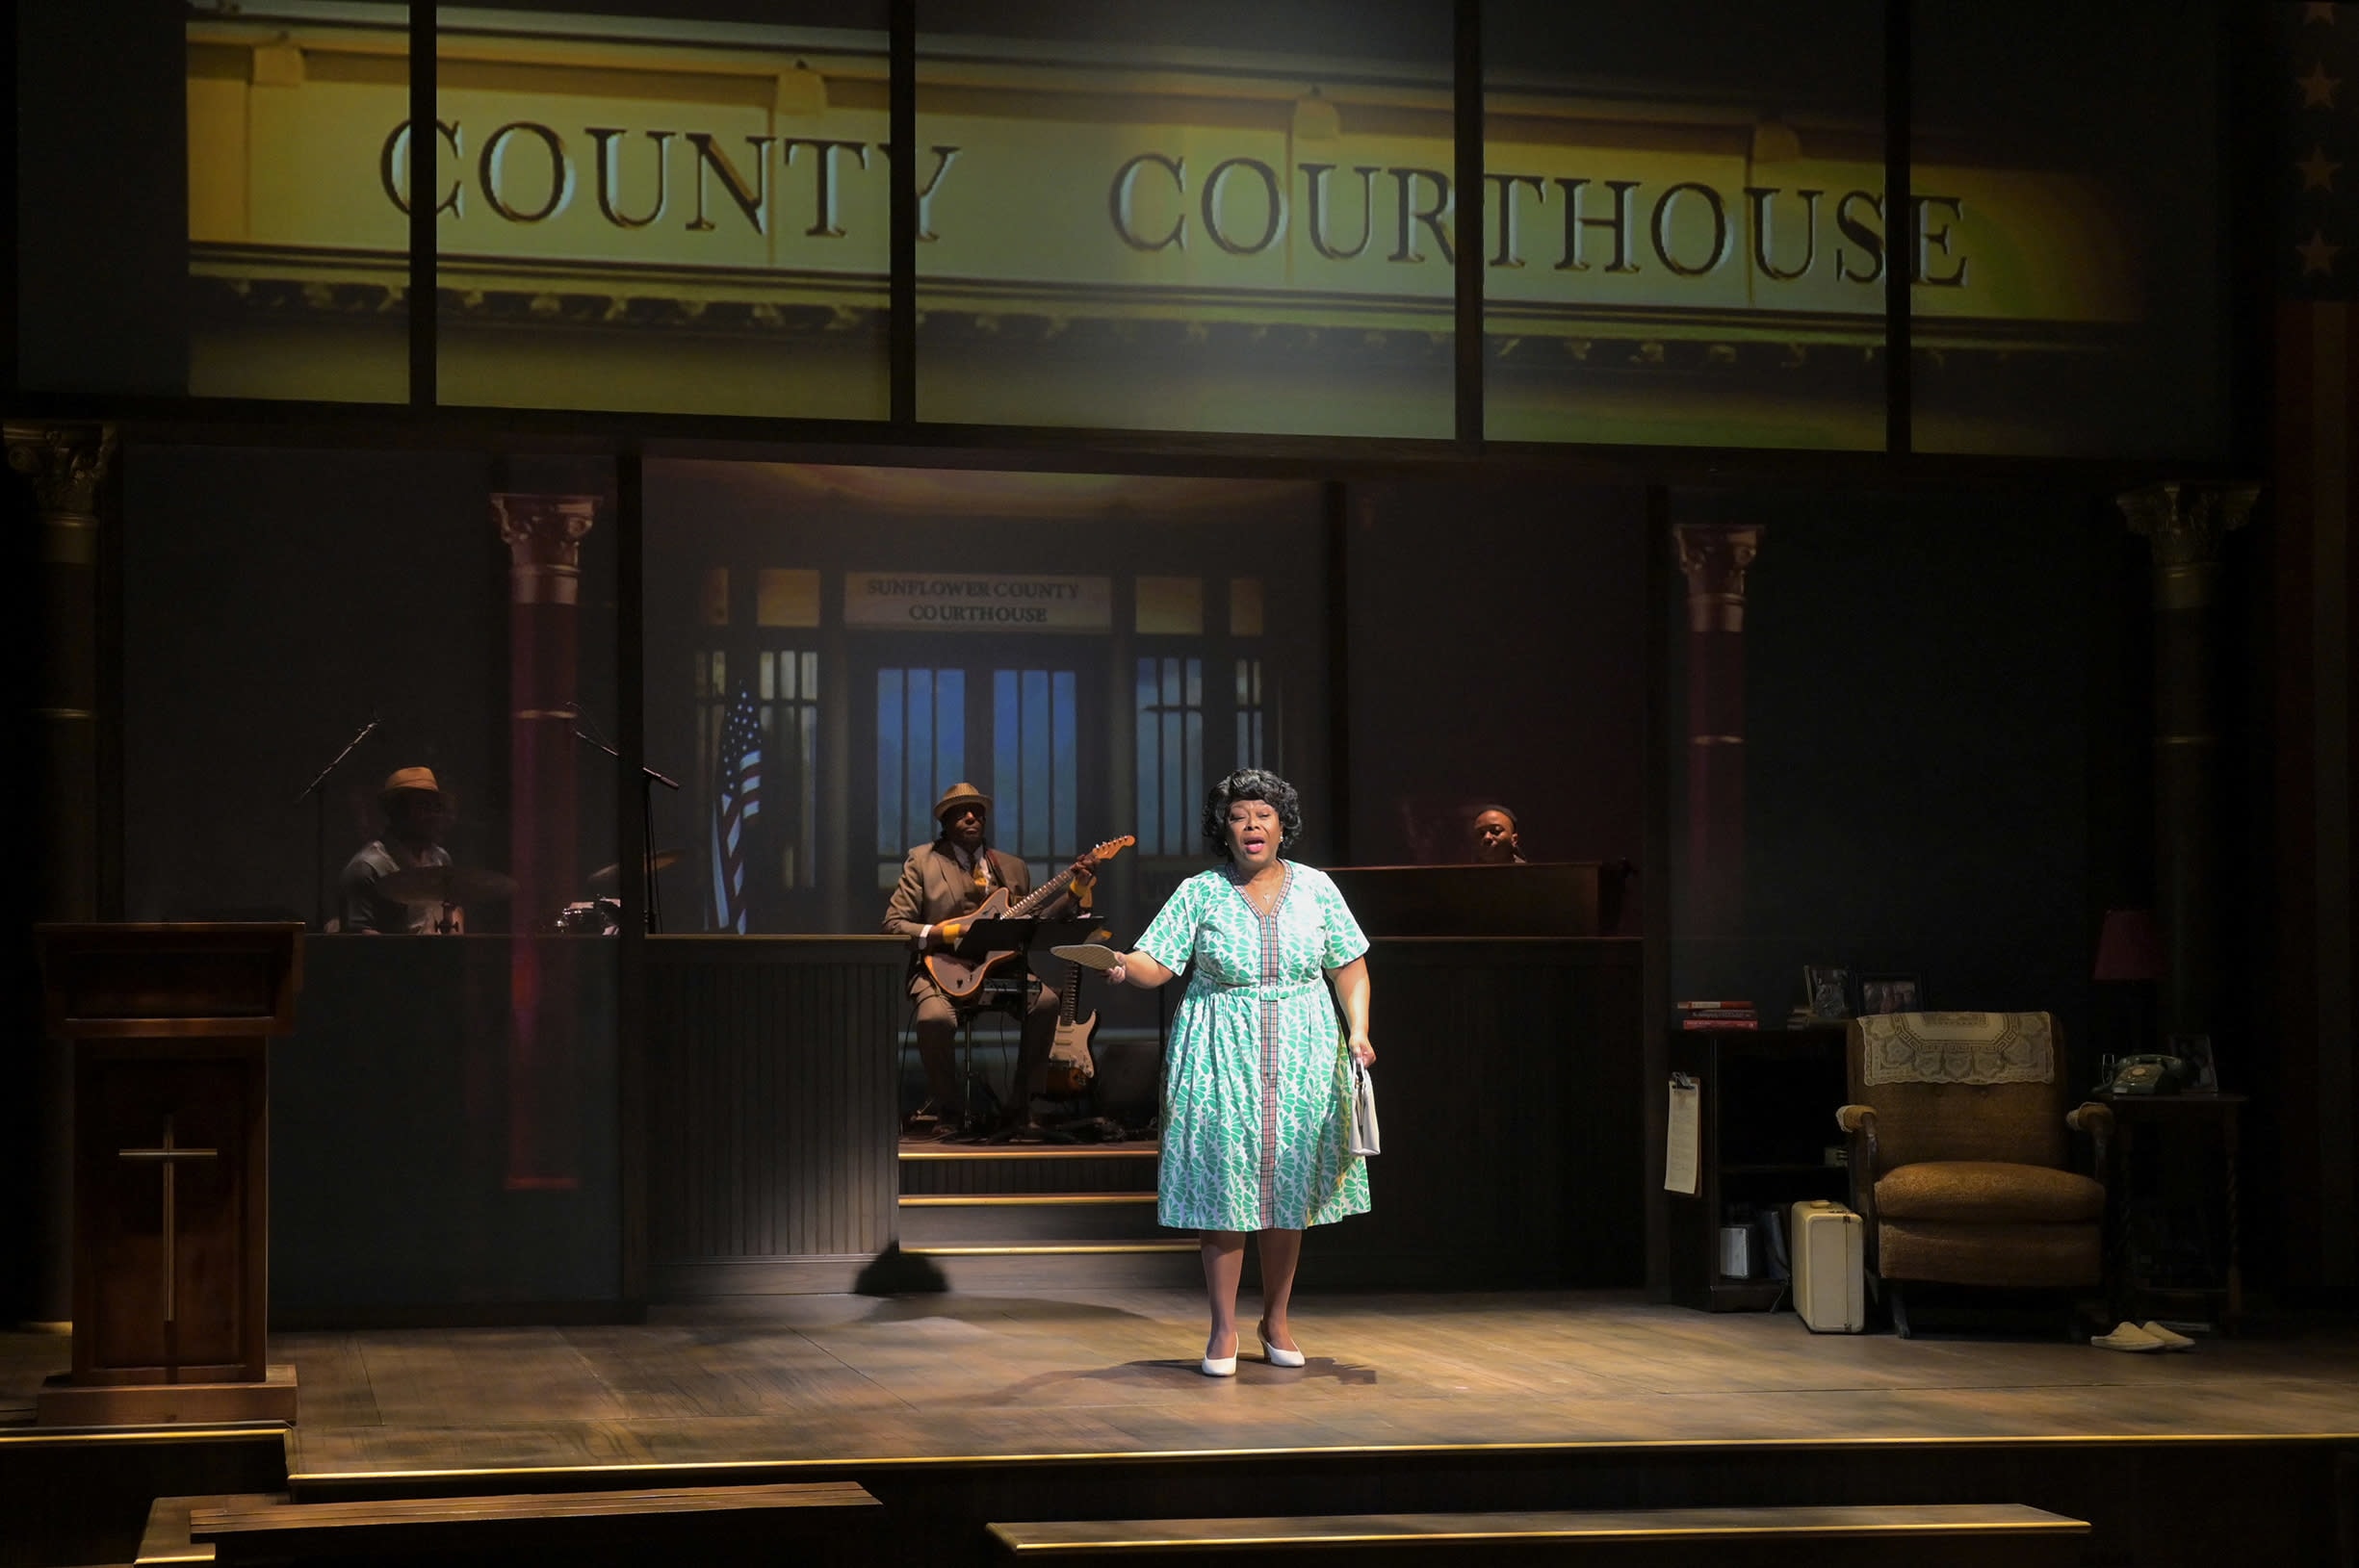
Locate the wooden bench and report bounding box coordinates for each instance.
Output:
[151,1480,877,1565]
[988,1503,2087,1565]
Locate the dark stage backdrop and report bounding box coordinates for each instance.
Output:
[1345,478,1649,884]
[1665,488,2148,1081]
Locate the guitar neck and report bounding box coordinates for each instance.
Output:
[1007,863,1074,918]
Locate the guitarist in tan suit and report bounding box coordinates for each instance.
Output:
[884,782,1079,1134]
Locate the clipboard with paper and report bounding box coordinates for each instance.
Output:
[1664,1071,1701,1195]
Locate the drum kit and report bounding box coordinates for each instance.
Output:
[377,851,680,934]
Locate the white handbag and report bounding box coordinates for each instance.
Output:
[1347,1060,1381,1157]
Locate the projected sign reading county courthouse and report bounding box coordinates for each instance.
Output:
[378,117,1956,294]
[184,9,2140,444]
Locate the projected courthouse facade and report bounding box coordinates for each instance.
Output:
[188,7,2146,449]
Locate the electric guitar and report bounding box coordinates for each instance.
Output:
[923,835,1135,999]
[1046,926,1109,1095]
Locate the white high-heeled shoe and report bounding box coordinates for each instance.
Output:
[1257,1319,1306,1368]
[1200,1352,1237,1376]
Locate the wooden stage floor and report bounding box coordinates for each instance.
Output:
[11,1290,2352,1478]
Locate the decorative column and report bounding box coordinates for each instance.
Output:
[6,422,117,1329]
[2118,481,2259,1038]
[8,424,116,922]
[493,492,598,1191]
[1672,525,1759,937]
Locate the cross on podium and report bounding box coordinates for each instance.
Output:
[36,922,301,1427]
[117,1112,218,1377]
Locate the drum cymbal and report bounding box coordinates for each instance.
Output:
[378,864,519,906]
[586,850,682,890]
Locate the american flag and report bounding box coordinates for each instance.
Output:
[2275,0,2357,1288]
[710,686,764,933]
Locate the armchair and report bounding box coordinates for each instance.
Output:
[1835,1011,2112,1337]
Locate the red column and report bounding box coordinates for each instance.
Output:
[493,492,598,1190]
[1672,525,1758,938]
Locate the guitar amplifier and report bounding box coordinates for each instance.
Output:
[1789,1200,1865,1333]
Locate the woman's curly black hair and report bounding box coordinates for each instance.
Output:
[1202,768,1304,860]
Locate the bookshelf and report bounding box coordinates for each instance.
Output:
[1666,1025,1852,1311]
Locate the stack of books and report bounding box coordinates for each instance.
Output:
[1677,1000,1758,1030]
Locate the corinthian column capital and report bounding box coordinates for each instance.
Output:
[2118,481,2260,609]
[7,424,118,566]
[492,493,599,605]
[1672,523,1760,633]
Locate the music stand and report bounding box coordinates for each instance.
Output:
[945,917,1102,1139]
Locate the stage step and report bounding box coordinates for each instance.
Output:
[895,1142,1183,1286]
[898,1142,1159,1195]
[138,1491,279,1565]
[987,1504,2088,1566]
[166,1478,880,1566]
[911,1246,1203,1292]
[898,1193,1168,1247]
[1,1424,287,1568]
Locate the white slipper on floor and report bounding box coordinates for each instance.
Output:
[1051,943,1123,971]
[2139,1321,2197,1350]
[2091,1321,2165,1352]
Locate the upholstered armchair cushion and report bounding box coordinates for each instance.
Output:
[1875,1161,2106,1224]
[1877,1220,2102,1290]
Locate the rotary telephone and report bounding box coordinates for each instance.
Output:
[2102,1054,2187,1096]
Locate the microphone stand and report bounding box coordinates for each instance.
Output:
[567,719,681,934]
[294,714,377,933]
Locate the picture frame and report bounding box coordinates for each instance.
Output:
[1802,965,1855,1020]
[1858,973,1923,1015]
[2167,1033,2218,1093]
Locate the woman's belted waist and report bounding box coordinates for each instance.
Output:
[1185,974,1329,1000]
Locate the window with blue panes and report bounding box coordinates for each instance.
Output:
[1234,657,1268,771]
[1136,656,1204,858]
[875,668,967,889]
[992,669,1079,881]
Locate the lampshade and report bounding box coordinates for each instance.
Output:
[2092,907,2164,983]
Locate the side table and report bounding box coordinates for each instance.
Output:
[2097,1091,2244,1333]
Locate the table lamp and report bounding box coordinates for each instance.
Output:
[2092,907,2163,1075]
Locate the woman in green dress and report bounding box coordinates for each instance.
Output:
[1108,768,1375,1376]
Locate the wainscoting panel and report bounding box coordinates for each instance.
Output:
[645,938,903,1284]
[1312,938,1647,1288]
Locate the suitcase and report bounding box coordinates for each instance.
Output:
[1790,1199,1865,1332]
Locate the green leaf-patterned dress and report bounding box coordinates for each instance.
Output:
[1136,861,1372,1232]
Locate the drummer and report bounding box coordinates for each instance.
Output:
[338,766,459,935]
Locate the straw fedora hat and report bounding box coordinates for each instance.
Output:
[380,765,444,802]
[933,782,991,822]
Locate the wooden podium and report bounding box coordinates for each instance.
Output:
[35,923,302,1426]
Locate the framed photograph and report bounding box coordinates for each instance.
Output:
[1802,965,1854,1020]
[1859,974,1923,1015]
[2167,1033,2218,1093]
